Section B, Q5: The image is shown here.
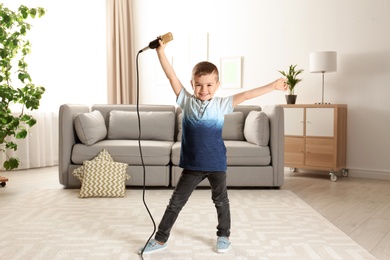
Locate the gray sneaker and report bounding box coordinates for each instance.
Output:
[216,236,230,253]
[138,238,167,255]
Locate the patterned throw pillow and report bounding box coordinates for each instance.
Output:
[78,160,130,198]
[72,149,113,182]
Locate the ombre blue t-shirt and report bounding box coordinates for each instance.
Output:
[177,88,233,172]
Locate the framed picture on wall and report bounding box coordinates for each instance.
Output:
[220,57,242,89]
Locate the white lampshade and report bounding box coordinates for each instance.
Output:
[310,51,337,73]
[309,51,337,104]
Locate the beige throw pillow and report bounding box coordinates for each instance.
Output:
[222,112,245,140]
[244,111,269,147]
[74,110,107,145]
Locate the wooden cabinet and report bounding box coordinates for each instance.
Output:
[282,104,348,181]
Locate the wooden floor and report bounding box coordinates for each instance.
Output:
[282,169,390,260]
[1,167,390,259]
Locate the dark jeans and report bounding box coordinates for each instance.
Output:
[155,169,231,243]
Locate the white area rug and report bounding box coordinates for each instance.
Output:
[0,189,375,259]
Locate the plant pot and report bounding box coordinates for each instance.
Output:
[285,95,297,104]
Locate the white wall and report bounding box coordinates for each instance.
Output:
[133,0,390,180]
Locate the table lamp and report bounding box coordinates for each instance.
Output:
[309,51,337,104]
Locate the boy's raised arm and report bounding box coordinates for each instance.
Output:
[156,41,183,97]
[232,78,287,107]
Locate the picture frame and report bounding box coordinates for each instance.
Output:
[220,57,242,89]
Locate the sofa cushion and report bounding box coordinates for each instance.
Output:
[78,160,130,198]
[244,111,269,147]
[72,140,174,165]
[72,149,113,182]
[74,110,107,145]
[222,112,245,140]
[225,141,271,165]
[177,113,183,141]
[108,111,175,141]
[171,142,182,165]
[176,112,245,141]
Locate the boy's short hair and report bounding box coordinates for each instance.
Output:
[192,61,219,82]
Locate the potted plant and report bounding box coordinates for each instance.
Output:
[0,3,46,172]
[278,64,304,104]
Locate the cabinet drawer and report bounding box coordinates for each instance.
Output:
[305,138,334,167]
[284,137,304,165]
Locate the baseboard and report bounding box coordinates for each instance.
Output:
[284,167,390,181]
[348,168,390,181]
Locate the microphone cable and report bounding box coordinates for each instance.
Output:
[136,50,156,259]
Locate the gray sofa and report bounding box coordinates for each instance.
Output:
[59,104,284,188]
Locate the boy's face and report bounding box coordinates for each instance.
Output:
[191,73,220,101]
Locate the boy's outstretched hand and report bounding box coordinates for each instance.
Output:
[274,78,288,91]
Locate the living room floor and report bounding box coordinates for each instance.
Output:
[1,167,389,259]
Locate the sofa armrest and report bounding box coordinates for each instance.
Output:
[58,104,90,186]
[262,105,284,187]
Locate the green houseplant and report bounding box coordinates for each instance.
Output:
[0,4,46,170]
[278,64,304,104]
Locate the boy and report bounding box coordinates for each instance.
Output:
[139,40,287,255]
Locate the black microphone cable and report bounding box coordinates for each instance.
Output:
[136,50,156,259]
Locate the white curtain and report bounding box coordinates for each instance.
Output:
[5,112,58,170]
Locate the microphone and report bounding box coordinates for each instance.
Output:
[139,32,173,53]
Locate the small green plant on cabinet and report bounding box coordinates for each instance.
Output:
[278,64,304,95]
[0,4,46,170]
